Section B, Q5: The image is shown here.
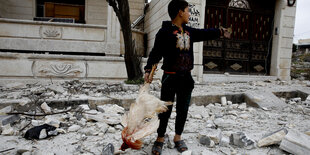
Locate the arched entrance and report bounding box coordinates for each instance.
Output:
[203,0,275,74]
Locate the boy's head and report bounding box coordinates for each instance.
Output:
[168,0,189,20]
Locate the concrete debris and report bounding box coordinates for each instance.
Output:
[68,125,81,132]
[78,104,90,111]
[0,115,20,126]
[47,84,65,94]
[41,102,52,114]
[199,128,222,144]
[279,130,310,155]
[0,79,310,154]
[181,150,192,155]
[201,149,217,155]
[257,128,288,147]
[102,143,114,155]
[221,96,227,106]
[237,103,247,110]
[0,106,12,114]
[230,132,255,148]
[1,124,14,135]
[199,135,214,147]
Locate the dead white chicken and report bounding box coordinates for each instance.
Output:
[120,65,172,151]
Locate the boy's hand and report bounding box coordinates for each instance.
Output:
[144,73,153,83]
[220,27,232,39]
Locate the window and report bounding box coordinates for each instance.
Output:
[228,0,251,10]
[36,0,85,23]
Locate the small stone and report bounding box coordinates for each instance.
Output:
[201,149,217,155]
[56,128,66,134]
[220,136,230,147]
[257,128,288,147]
[68,125,81,132]
[47,84,65,93]
[239,114,249,120]
[78,104,90,111]
[238,103,247,110]
[1,124,14,135]
[227,101,233,105]
[39,129,47,139]
[182,150,192,155]
[199,128,222,144]
[107,127,116,133]
[214,103,222,107]
[97,105,105,113]
[0,115,20,126]
[221,96,227,106]
[41,102,52,114]
[305,131,310,136]
[291,97,302,103]
[199,135,211,146]
[296,105,304,112]
[0,106,12,114]
[230,132,254,148]
[31,120,44,126]
[231,104,239,109]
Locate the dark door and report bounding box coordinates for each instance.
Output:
[203,0,275,75]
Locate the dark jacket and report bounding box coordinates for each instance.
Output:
[144,21,221,73]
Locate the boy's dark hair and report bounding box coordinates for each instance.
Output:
[168,0,189,20]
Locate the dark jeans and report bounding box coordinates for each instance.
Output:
[157,72,194,137]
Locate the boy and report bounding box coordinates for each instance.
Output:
[144,0,231,154]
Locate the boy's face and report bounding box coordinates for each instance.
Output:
[180,7,190,24]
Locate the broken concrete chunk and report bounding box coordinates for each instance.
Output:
[199,135,211,146]
[230,132,254,148]
[257,128,288,147]
[100,104,125,114]
[31,120,44,126]
[201,149,218,155]
[1,124,15,135]
[181,150,192,155]
[68,125,81,132]
[237,103,247,110]
[0,115,20,126]
[102,143,114,155]
[0,106,12,114]
[5,82,26,89]
[47,84,65,94]
[19,98,32,106]
[221,96,227,106]
[78,104,90,111]
[280,129,310,155]
[199,128,222,144]
[41,102,52,114]
[84,113,121,125]
[39,129,47,139]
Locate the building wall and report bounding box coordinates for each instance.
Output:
[0,0,34,20]
[129,0,145,22]
[270,0,297,80]
[85,0,108,25]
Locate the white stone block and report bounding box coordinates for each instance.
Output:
[280,130,310,155]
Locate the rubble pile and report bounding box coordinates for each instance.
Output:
[0,79,309,154]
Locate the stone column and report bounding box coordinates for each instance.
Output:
[107,5,121,56]
[270,0,297,80]
[188,0,206,82]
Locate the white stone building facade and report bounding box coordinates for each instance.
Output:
[0,0,297,82]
